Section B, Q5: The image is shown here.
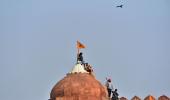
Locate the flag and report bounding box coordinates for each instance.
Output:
[77,41,86,49]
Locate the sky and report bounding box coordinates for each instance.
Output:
[0,0,170,100]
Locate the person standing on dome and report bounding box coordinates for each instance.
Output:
[77,52,85,64]
[112,89,119,100]
[76,41,85,64]
[105,78,114,98]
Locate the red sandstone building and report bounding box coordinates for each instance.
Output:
[48,63,170,100]
[49,64,108,100]
[48,42,170,100]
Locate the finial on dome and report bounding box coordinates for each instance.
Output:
[70,64,88,74]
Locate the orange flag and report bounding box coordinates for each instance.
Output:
[77,41,86,49]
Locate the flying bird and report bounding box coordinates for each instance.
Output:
[116,5,123,8]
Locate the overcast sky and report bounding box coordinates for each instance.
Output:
[0,0,170,100]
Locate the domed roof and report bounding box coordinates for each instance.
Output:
[131,96,141,100]
[158,95,170,100]
[120,97,128,100]
[144,95,156,100]
[49,73,107,100]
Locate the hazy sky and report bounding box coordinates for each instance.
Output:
[1,0,170,100]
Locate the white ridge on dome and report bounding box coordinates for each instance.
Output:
[70,64,88,73]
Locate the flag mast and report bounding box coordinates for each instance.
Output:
[77,47,80,63]
[77,47,80,55]
[76,41,86,63]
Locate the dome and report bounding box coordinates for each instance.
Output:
[49,73,107,100]
[120,97,128,100]
[158,95,170,100]
[131,96,141,100]
[144,95,156,100]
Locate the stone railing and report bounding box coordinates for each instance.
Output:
[119,95,170,100]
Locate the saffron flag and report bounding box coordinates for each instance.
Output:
[77,41,86,49]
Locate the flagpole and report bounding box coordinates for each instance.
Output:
[78,48,80,54]
[77,46,80,64]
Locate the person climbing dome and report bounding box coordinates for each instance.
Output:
[85,63,93,73]
[112,89,119,100]
[105,78,114,98]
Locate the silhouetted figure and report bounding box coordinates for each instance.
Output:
[112,89,119,100]
[116,5,123,8]
[77,52,84,64]
[105,78,114,98]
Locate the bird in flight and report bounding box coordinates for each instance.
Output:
[116,5,123,8]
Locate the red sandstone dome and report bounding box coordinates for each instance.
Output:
[49,64,107,100]
[144,95,156,100]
